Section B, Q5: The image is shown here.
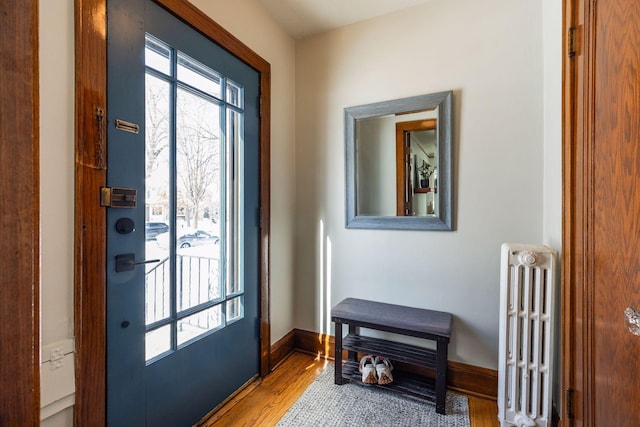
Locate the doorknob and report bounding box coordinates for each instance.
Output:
[624,307,640,336]
[115,253,160,273]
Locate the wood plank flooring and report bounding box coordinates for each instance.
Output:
[198,351,499,427]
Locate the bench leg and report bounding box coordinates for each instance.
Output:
[347,325,358,362]
[435,340,448,414]
[334,322,343,385]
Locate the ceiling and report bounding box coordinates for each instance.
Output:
[258,0,434,39]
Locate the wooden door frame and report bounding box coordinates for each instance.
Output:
[395,119,437,216]
[562,0,594,425]
[0,0,40,425]
[74,1,271,424]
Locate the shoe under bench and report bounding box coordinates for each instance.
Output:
[331,297,453,415]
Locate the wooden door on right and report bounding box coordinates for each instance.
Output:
[565,0,640,425]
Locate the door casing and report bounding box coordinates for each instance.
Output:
[0,1,40,425]
[562,0,640,425]
[74,1,271,425]
[395,119,437,216]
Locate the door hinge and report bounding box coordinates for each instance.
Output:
[258,95,263,117]
[568,27,577,58]
[566,388,575,419]
[100,187,137,208]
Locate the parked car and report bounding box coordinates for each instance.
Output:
[177,230,219,248]
[156,229,219,248]
[145,222,169,240]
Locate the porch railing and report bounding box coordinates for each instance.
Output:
[145,254,221,329]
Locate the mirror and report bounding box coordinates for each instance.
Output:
[345,91,453,230]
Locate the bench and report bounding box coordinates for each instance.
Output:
[331,297,453,414]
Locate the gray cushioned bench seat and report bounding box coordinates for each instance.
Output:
[331,297,453,415]
[331,297,452,339]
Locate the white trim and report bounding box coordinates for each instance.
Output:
[40,339,76,420]
[41,394,75,421]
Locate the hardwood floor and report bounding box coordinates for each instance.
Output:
[198,351,498,427]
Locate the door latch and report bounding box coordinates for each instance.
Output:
[115,253,160,272]
[101,187,137,208]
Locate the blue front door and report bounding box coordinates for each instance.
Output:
[106,2,260,425]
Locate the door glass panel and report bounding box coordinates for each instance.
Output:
[177,305,223,346]
[226,296,243,323]
[145,259,170,324]
[145,324,171,360]
[226,80,243,108]
[143,34,245,362]
[145,35,171,75]
[176,87,222,312]
[226,109,243,297]
[145,72,171,327]
[177,253,221,311]
[177,52,222,98]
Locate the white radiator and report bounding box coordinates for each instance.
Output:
[498,244,556,427]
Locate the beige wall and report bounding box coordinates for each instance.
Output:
[39,0,76,423]
[542,0,563,407]
[293,0,549,369]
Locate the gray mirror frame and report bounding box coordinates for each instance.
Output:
[345,91,453,230]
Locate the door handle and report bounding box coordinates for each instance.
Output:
[624,307,640,336]
[115,253,160,273]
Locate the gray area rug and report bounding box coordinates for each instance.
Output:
[277,366,471,427]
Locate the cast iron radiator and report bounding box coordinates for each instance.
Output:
[498,244,556,427]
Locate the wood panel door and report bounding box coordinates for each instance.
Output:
[564,0,640,425]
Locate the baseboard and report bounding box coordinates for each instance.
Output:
[269,329,296,370]
[447,360,498,400]
[275,328,498,400]
[293,328,335,358]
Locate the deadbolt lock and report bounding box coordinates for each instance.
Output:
[101,187,137,208]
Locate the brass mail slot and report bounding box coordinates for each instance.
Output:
[101,187,137,208]
[115,119,140,134]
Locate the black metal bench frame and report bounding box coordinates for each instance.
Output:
[331,298,452,415]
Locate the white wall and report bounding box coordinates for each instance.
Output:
[39,0,76,423]
[543,1,562,252]
[356,116,396,216]
[294,0,545,369]
[38,0,296,424]
[542,0,563,411]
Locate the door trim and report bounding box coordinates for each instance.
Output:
[395,119,437,216]
[74,1,271,425]
[562,0,595,425]
[0,0,40,424]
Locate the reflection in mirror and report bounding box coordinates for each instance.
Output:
[345,91,453,230]
[356,110,438,217]
[395,115,438,217]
